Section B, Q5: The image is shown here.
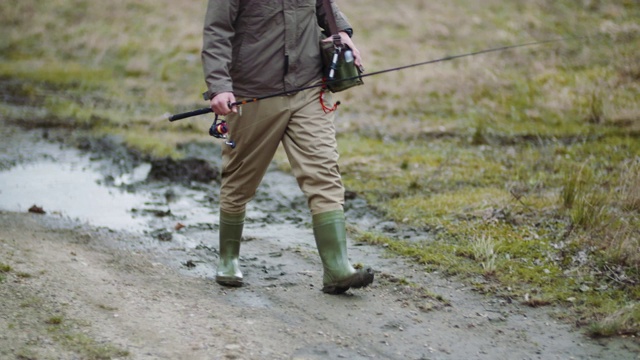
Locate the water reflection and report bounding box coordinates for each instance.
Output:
[0,157,151,231]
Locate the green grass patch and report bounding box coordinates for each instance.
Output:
[49,324,131,360]
[16,271,32,279]
[587,303,640,338]
[46,316,64,325]
[342,127,639,335]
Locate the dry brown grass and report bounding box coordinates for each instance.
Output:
[619,159,640,212]
[336,0,640,138]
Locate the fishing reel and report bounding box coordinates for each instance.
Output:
[209,114,236,148]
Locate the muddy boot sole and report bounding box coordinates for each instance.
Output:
[322,268,374,295]
[215,275,243,287]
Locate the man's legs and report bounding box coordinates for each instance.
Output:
[282,87,374,294]
[216,97,290,286]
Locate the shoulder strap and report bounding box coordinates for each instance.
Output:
[322,0,343,48]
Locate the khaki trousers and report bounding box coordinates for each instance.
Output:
[220,86,344,215]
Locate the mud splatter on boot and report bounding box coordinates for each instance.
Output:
[216,210,245,287]
[313,210,374,294]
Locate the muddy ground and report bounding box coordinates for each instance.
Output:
[0,119,638,360]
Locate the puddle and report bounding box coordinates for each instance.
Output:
[0,156,154,231]
[0,152,226,238]
[0,129,422,249]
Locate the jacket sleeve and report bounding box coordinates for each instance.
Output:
[316,0,353,38]
[201,0,239,100]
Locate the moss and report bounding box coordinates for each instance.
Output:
[587,303,640,338]
[0,61,112,88]
[46,316,64,325]
[56,332,130,359]
[121,129,182,159]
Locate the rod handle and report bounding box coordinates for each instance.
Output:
[167,107,212,122]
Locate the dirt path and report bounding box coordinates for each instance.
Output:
[1,122,638,359]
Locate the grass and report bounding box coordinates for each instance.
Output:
[46,316,64,325]
[587,303,640,338]
[0,262,10,282]
[2,267,130,359]
[0,263,11,272]
[344,130,639,334]
[1,0,639,337]
[51,327,131,360]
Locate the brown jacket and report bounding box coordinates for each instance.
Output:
[202,0,352,99]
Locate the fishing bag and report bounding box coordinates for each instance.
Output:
[321,0,363,93]
[321,42,363,93]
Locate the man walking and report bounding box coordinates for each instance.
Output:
[202,0,374,294]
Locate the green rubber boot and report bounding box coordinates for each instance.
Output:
[215,210,245,287]
[313,210,374,294]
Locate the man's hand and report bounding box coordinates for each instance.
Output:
[322,31,364,70]
[210,92,238,115]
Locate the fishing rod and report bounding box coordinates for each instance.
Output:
[167,36,583,122]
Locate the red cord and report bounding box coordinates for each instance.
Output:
[319,87,340,113]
